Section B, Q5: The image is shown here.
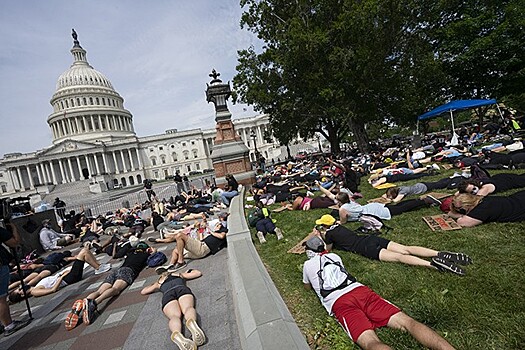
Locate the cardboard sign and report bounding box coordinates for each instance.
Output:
[287,232,317,254]
[423,215,462,231]
[419,192,453,200]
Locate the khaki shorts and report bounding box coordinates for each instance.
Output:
[184,236,210,259]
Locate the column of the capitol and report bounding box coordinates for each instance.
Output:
[205,69,255,186]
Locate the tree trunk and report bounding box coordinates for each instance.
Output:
[286,144,292,159]
[349,118,370,153]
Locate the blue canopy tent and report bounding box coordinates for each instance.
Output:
[417,99,501,145]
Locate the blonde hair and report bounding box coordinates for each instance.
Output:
[451,193,483,214]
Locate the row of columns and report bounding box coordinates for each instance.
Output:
[7,148,143,191]
[238,125,266,149]
[51,114,133,139]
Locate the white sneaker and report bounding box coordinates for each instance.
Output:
[256,231,267,244]
[432,163,440,170]
[95,263,111,275]
[275,228,284,240]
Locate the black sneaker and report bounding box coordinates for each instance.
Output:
[82,298,97,325]
[431,257,465,276]
[147,237,157,243]
[155,264,174,275]
[437,251,472,265]
[4,319,31,337]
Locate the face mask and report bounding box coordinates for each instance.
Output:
[306,250,318,260]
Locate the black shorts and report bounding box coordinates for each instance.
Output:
[355,236,390,260]
[161,286,193,310]
[62,259,85,285]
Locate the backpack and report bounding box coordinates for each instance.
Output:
[317,255,356,298]
[247,208,264,227]
[43,252,66,266]
[357,214,392,234]
[147,252,167,267]
[470,164,491,181]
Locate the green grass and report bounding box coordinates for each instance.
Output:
[249,169,525,350]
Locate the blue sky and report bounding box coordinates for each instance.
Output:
[0,0,259,155]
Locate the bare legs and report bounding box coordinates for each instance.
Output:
[87,279,129,305]
[356,312,455,350]
[378,242,438,268]
[163,295,197,333]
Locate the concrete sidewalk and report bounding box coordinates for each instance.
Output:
[1,227,241,350]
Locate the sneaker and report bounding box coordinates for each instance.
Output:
[275,228,284,241]
[257,231,267,244]
[159,229,165,240]
[186,319,206,346]
[432,163,440,170]
[147,237,158,243]
[423,195,442,206]
[95,263,111,275]
[171,331,196,350]
[65,299,84,331]
[431,257,465,276]
[170,261,187,272]
[82,298,97,325]
[437,251,472,265]
[155,264,174,275]
[4,319,31,337]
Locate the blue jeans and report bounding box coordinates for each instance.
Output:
[220,190,239,206]
[255,218,275,235]
[0,265,9,298]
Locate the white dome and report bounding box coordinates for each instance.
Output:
[56,66,114,90]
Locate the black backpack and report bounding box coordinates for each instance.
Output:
[470,164,491,181]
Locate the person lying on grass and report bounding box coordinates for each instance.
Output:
[455,173,525,196]
[313,214,471,276]
[302,236,456,350]
[337,192,441,224]
[141,269,206,350]
[448,190,525,227]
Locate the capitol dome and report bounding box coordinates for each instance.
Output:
[47,30,135,144]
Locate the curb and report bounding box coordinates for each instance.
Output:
[226,186,309,350]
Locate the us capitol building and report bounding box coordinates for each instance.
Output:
[0,31,285,198]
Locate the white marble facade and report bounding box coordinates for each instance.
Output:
[0,34,280,197]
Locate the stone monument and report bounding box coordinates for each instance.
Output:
[206,69,254,186]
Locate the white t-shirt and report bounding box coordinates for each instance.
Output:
[35,274,67,289]
[302,253,362,314]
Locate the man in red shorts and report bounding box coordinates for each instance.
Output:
[302,236,455,350]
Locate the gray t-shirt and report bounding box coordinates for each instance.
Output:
[399,183,428,196]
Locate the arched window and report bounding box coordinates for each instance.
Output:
[89,97,93,105]
[172,152,178,162]
[65,100,69,108]
[160,155,166,164]
[183,151,189,160]
[83,97,87,105]
[77,98,81,106]
[128,176,135,185]
[96,97,100,105]
[150,157,157,166]
[192,149,198,159]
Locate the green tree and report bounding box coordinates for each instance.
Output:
[235,0,446,152]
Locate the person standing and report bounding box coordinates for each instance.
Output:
[174,172,184,194]
[0,222,30,336]
[53,197,67,220]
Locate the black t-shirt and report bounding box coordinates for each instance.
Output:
[484,174,525,193]
[203,232,227,255]
[324,225,368,252]
[121,249,150,276]
[467,190,525,223]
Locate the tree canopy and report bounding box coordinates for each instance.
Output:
[234,0,525,152]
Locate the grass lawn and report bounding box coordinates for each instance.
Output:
[250,169,525,350]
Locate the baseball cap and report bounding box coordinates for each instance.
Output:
[315,214,336,226]
[302,236,325,252]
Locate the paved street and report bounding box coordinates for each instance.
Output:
[1,225,241,350]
